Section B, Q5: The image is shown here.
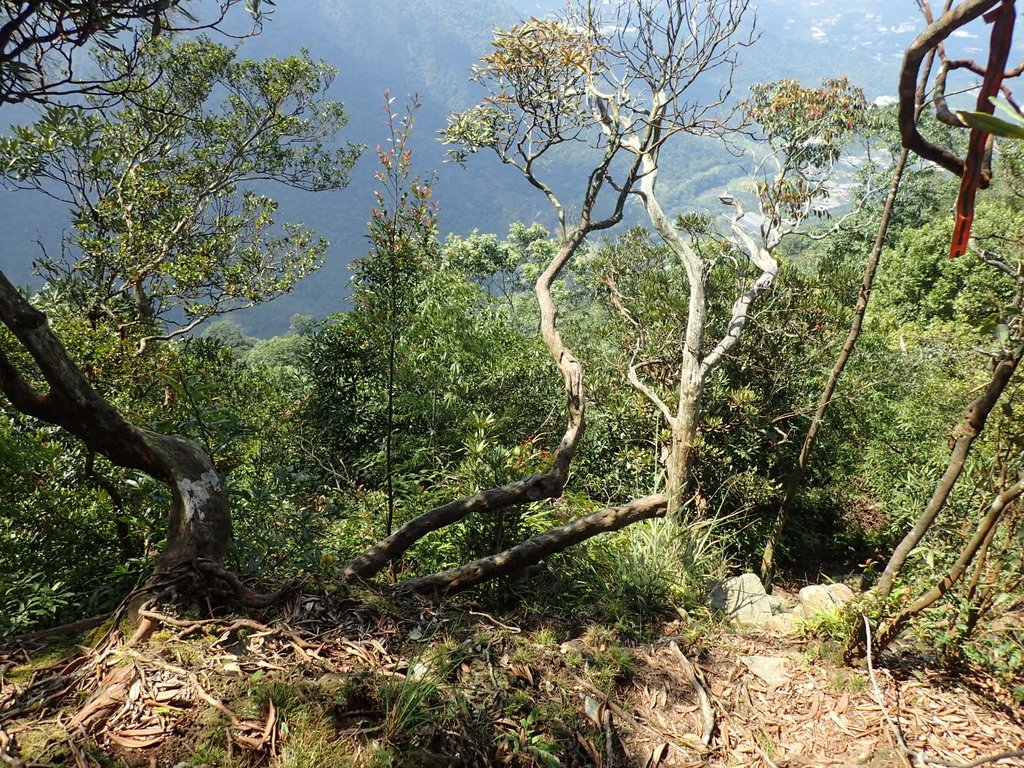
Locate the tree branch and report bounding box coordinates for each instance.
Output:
[700,195,779,374]
[396,494,668,595]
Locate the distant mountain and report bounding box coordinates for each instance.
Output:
[0,0,940,335]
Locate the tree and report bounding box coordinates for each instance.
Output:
[0,4,354,587]
[0,1,269,104]
[323,0,757,593]
[842,0,1024,660]
[356,96,436,537]
[600,73,866,518]
[0,37,358,352]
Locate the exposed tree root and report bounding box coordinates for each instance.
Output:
[195,559,299,608]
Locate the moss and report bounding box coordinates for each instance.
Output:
[14,724,70,760]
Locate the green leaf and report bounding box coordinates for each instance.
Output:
[956,110,1024,140]
[989,95,1024,125]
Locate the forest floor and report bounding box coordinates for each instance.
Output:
[1,585,1023,768]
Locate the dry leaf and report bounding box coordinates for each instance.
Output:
[835,693,850,714]
[643,742,670,768]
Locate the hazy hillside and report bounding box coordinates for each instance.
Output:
[0,0,926,335]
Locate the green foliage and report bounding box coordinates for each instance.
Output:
[874,205,1020,330]
[745,77,868,225]
[301,212,559,570]
[441,18,596,162]
[0,36,359,337]
[0,572,74,636]
[958,95,1024,140]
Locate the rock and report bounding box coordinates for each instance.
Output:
[762,612,800,634]
[798,583,856,617]
[739,655,791,688]
[710,573,775,627]
[407,661,432,682]
[559,639,585,656]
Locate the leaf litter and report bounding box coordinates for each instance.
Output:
[0,594,1021,767]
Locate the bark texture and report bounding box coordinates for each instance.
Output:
[898,0,1001,181]
[0,271,230,571]
[397,494,668,595]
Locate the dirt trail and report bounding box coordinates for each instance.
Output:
[623,626,1024,768]
[1,598,1022,767]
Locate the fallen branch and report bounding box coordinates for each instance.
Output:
[863,614,1024,768]
[669,641,715,747]
[396,494,668,595]
[339,473,565,582]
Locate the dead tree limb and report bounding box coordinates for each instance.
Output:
[396,494,668,595]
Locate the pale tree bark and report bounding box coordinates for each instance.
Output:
[340,142,642,585]
[624,110,779,516]
[587,12,862,522]
[397,494,668,595]
[0,272,230,573]
[342,0,753,588]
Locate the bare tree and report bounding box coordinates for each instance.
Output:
[337,0,758,592]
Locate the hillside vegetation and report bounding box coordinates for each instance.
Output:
[1,1,1023,767]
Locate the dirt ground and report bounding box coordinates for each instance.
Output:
[2,593,1022,768]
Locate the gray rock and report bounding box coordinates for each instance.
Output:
[798,583,856,617]
[710,572,775,627]
[739,655,791,688]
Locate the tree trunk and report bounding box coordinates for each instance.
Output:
[668,368,702,519]
[397,494,668,595]
[0,271,230,573]
[874,347,1021,598]
[759,25,943,589]
[760,149,911,588]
